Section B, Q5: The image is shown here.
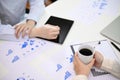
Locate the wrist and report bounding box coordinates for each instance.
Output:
[26,19,36,26]
[30,27,43,38]
[29,28,38,38]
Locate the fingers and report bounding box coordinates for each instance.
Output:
[74,52,95,69]
[45,24,60,31]
[22,27,29,38]
[94,51,103,68]
[52,26,60,32]
[44,24,60,39]
[74,52,83,65]
[73,52,94,76]
[95,51,103,59]
[44,31,59,39]
[88,58,95,69]
[73,53,78,64]
[73,53,79,71]
[74,52,81,63]
[73,53,78,63]
[33,24,60,39]
[15,24,25,38]
[50,35,58,39]
[50,31,60,39]
[22,26,32,38]
[15,24,33,38]
[73,54,77,66]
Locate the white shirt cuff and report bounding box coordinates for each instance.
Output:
[101,58,113,71]
[73,75,88,80]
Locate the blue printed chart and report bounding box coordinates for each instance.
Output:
[0,38,75,80]
[0,38,48,64]
[29,45,75,80]
[0,38,119,80]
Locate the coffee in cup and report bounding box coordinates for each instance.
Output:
[78,44,95,64]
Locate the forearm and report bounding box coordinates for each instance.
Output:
[101,58,120,79]
[29,27,40,38]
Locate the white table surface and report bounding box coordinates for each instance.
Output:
[37,0,120,64]
[0,0,120,80]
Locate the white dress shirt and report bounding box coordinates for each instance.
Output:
[101,58,120,79]
[0,0,45,26]
[73,75,88,80]
[73,57,120,80]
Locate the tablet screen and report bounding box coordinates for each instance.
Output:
[43,16,74,44]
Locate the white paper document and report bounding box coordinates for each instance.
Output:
[0,38,119,80]
[0,38,62,80]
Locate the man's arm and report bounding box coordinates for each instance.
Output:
[101,58,120,79]
[94,51,120,79]
[28,0,45,23]
[14,0,45,38]
[72,53,95,80]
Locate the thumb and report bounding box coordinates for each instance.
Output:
[88,58,95,68]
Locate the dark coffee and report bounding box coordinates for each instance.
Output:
[79,48,92,56]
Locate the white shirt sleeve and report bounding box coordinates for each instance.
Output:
[101,57,120,79]
[27,0,45,23]
[72,75,88,80]
[0,24,28,41]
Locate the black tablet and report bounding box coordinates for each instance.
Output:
[44,16,74,44]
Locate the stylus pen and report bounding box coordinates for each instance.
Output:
[111,42,120,52]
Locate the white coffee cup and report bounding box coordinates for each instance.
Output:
[78,44,95,64]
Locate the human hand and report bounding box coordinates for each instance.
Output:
[30,24,60,39]
[73,52,95,77]
[15,20,35,38]
[94,51,104,68]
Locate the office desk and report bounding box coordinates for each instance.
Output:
[38,0,120,59]
[44,0,120,61]
[0,0,120,80]
[39,0,120,45]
